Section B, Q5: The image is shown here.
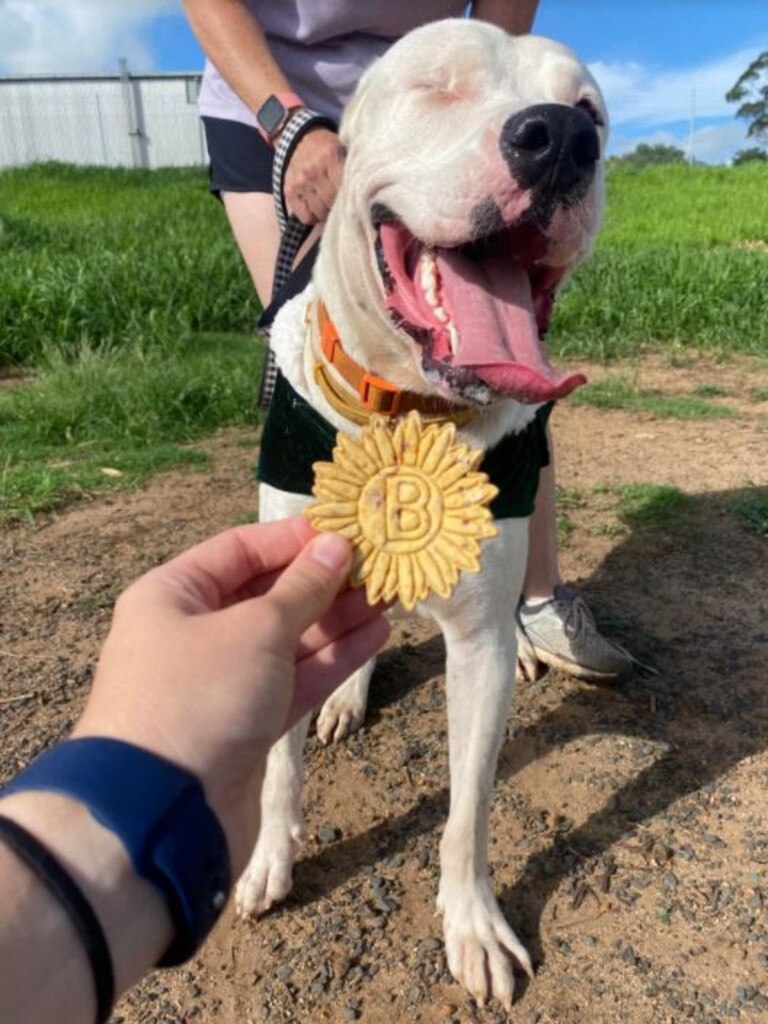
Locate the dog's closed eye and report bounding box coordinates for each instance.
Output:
[407,74,478,104]
[405,48,486,105]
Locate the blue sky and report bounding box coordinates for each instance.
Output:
[1,1,766,163]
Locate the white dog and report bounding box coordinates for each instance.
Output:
[237,19,608,1010]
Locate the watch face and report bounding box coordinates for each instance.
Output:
[258,95,287,136]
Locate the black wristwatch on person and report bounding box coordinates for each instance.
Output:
[256,91,305,146]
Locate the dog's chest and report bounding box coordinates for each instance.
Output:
[256,372,552,521]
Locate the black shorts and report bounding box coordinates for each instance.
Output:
[202,116,273,198]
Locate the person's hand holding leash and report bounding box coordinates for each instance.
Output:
[283,127,345,225]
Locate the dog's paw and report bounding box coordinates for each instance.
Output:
[437,880,533,1011]
[235,821,302,918]
[316,688,367,744]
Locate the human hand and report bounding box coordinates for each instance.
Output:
[73,517,389,872]
[283,127,344,225]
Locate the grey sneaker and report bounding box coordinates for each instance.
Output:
[516,585,633,684]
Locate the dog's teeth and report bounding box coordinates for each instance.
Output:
[447,323,460,355]
[419,250,439,307]
[417,249,458,348]
[419,250,449,320]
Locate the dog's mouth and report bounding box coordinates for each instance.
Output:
[373,213,587,405]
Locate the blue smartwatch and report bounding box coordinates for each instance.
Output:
[1,738,231,966]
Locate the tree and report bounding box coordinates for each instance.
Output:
[615,143,687,168]
[732,147,768,166]
[726,51,768,152]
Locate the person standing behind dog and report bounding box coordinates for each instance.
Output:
[184,0,634,684]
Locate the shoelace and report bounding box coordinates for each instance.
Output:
[563,595,657,673]
[560,593,594,641]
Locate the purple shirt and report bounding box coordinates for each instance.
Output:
[198,0,468,126]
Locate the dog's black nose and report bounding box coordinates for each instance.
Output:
[500,103,600,200]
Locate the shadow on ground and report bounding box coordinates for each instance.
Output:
[286,486,768,976]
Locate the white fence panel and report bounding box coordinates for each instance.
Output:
[135,79,208,169]
[0,72,207,170]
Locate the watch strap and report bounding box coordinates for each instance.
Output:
[1,738,231,966]
[275,91,304,114]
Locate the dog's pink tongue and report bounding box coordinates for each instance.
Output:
[436,250,586,402]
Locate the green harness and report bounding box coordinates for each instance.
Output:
[257,373,552,520]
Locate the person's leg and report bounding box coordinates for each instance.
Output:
[221,191,323,306]
[221,191,281,305]
[204,115,317,307]
[518,423,634,683]
[521,428,561,602]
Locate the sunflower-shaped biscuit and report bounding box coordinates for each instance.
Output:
[306,411,498,610]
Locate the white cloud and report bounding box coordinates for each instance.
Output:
[608,119,752,165]
[0,0,177,75]
[590,44,767,132]
[690,120,753,164]
[609,129,682,157]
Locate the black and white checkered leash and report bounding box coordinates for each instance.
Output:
[257,109,336,411]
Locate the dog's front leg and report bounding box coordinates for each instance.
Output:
[431,519,533,1010]
[235,714,311,916]
[235,483,312,917]
[316,659,376,744]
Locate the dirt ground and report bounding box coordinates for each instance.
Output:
[1,354,767,1024]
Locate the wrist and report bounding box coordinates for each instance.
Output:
[72,718,269,871]
[2,738,232,967]
[205,757,268,877]
[255,90,305,146]
[0,791,172,998]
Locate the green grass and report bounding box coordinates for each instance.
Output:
[1,161,765,519]
[554,487,586,545]
[2,162,767,371]
[551,243,767,360]
[615,484,690,531]
[1,444,209,525]
[0,164,268,520]
[599,164,768,246]
[556,485,587,510]
[556,513,575,545]
[693,383,729,398]
[727,487,768,535]
[572,377,738,419]
[0,332,263,523]
[550,163,768,360]
[594,483,767,537]
[0,164,260,366]
[72,588,122,615]
[588,482,691,537]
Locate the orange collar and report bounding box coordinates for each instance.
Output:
[313,300,476,427]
